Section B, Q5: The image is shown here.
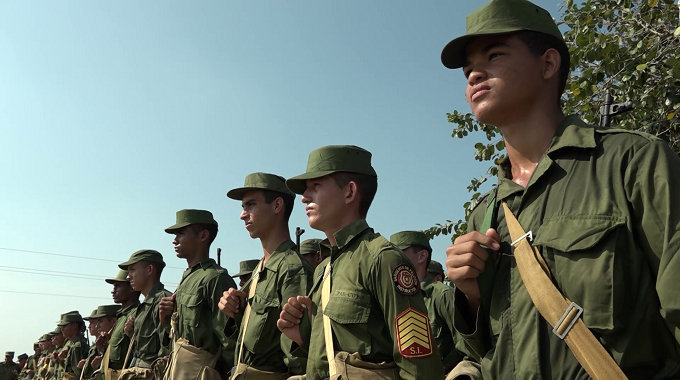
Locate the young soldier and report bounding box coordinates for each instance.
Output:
[427,261,446,283]
[118,250,172,376]
[390,231,461,374]
[36,335,54,380]
[218,172,314,379]
[231,260,259,289]
[22,343,41,379]
[78,311,101,379]
[441,0,680,378]
[58,312,90,380]
[157,209,237,379]
[82,305,120,380]
[277,145,444,380]
[1,352,18,380]
[298,239,324,268]
[103,270,140,380]
[49,326,66,380]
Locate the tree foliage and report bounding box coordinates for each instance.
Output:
[425,0,680,242]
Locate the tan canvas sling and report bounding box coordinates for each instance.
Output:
[502,202,627,380]
[235,259,262,369]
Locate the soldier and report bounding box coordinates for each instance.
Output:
[36,335,54,380]
[230,260,259,289]
[17,355,28,373]
[118,250,171,376]
[58,311,90,380]
[49,327,66,380]
[219,172,314,379]
[79,310,100,379]
[81,305,120,380]
[441,0,680,378]
[157,209,237,379]
[390,231,461,374]
[23,344,41,379]
[277,145,444,380]
[1,352,19,380]
[298,239,324,268]
[102,270,140,380]
[427,261,445,283]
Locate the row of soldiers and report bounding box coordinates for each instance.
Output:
[7,0,680,377]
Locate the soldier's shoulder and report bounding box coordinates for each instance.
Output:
[431,280,454,296]
[469,188,495,215]
[595,126,660,142]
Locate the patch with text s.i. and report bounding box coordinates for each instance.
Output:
[394,307,433,358]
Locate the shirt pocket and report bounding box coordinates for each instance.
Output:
[243,294,281,354]
[176,292,203,328]
[534,214,627,333]
[323,289,372,354]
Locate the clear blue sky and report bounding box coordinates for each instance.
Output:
[0,0,561,353]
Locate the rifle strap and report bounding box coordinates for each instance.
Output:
[122,333,135,371]
[321,262,337,376]
[236,259,263,366]
[477,187,498,317]
[501,202,627,380]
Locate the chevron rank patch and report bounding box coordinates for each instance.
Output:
[395,307,433,358]
[392,264,419,295]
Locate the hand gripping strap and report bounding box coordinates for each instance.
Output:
[502,202,626,380]
[236,260,263,366]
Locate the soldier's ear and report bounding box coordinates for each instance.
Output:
[344,181,358,204]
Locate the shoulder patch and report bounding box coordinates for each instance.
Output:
[392,264,419,296]
[395,307,433,358]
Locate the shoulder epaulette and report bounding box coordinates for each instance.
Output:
[469,188,494,214]
[595,127,660,142]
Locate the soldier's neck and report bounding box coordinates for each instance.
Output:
[141,281,157,297]
[500,107,563,187]
[186,250,209,269]
[416,265,428,282]
[260,224,291,263]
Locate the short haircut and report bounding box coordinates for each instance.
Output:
[333,172,378,219]
[515,30,570,103]
[141,261,164,279]
[262,190,295,222]
[189,223,219,245]
[409,245,432,269]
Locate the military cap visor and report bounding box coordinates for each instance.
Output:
[83,309,98,321]
[91,305,121,319]
[105,270,130,284]
[231,259,260,277]
[118,249,166,270]
[164,209,218,234]
[441,0,566,69]
[58,312,84,326]
[18,354,28,360]
[39,334,52,342]
[286,145,377,195]
[390,231,432,253]
[300,238,323,255]
[227,172,295,200]
[5,352,14,357]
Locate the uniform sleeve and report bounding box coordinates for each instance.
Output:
[436,287,464,369]
[154,294,172,357]
[279,257,314,375]
[625,139,680,344]
[208,272,238,369]
[367,249,445,380]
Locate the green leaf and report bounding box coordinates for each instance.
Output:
[675,27,680,37]
[647,0,658,7]
[636,64,648,71]
[495,140,505,150]
[668,112,676,120]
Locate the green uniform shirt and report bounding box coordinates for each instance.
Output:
[107,300,140,370]
[64,336,89,378]
[80,346,100,380]
[297,219,445,380]
[130,283,172,367]
[457,115,680,379]
[420,275,462,373]
[37,348,53,380]
[0,362,19,380]
[49,345,65,380]
[173,258,237,372]
[229,240,314,375]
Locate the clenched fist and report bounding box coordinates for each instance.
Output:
[218,288,247,318]
[277,296,312,346]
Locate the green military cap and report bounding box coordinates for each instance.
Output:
[231,259,260,278]
[164,209,218,234]
[55,311,74,323]
[441,0,566,69]
[286,145,378,195]
[118,249,165,270]
[5,352,14,357]
[57,311,84,326]
[105,269,129,284]
[227,172,295,200]
[39,334,51,342]
[33,343,40,349]
[48,326,62,337]
[299,239,323,255]
[83,309,98,321]
[18,353,28,361]
[390,231,432,254]
[428,260,446,277]
[91,305,121,319]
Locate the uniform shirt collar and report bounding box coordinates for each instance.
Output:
[420,275,436,297]
[263,239,297,272]
[319,219,372,260]
[143,282,165,303]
